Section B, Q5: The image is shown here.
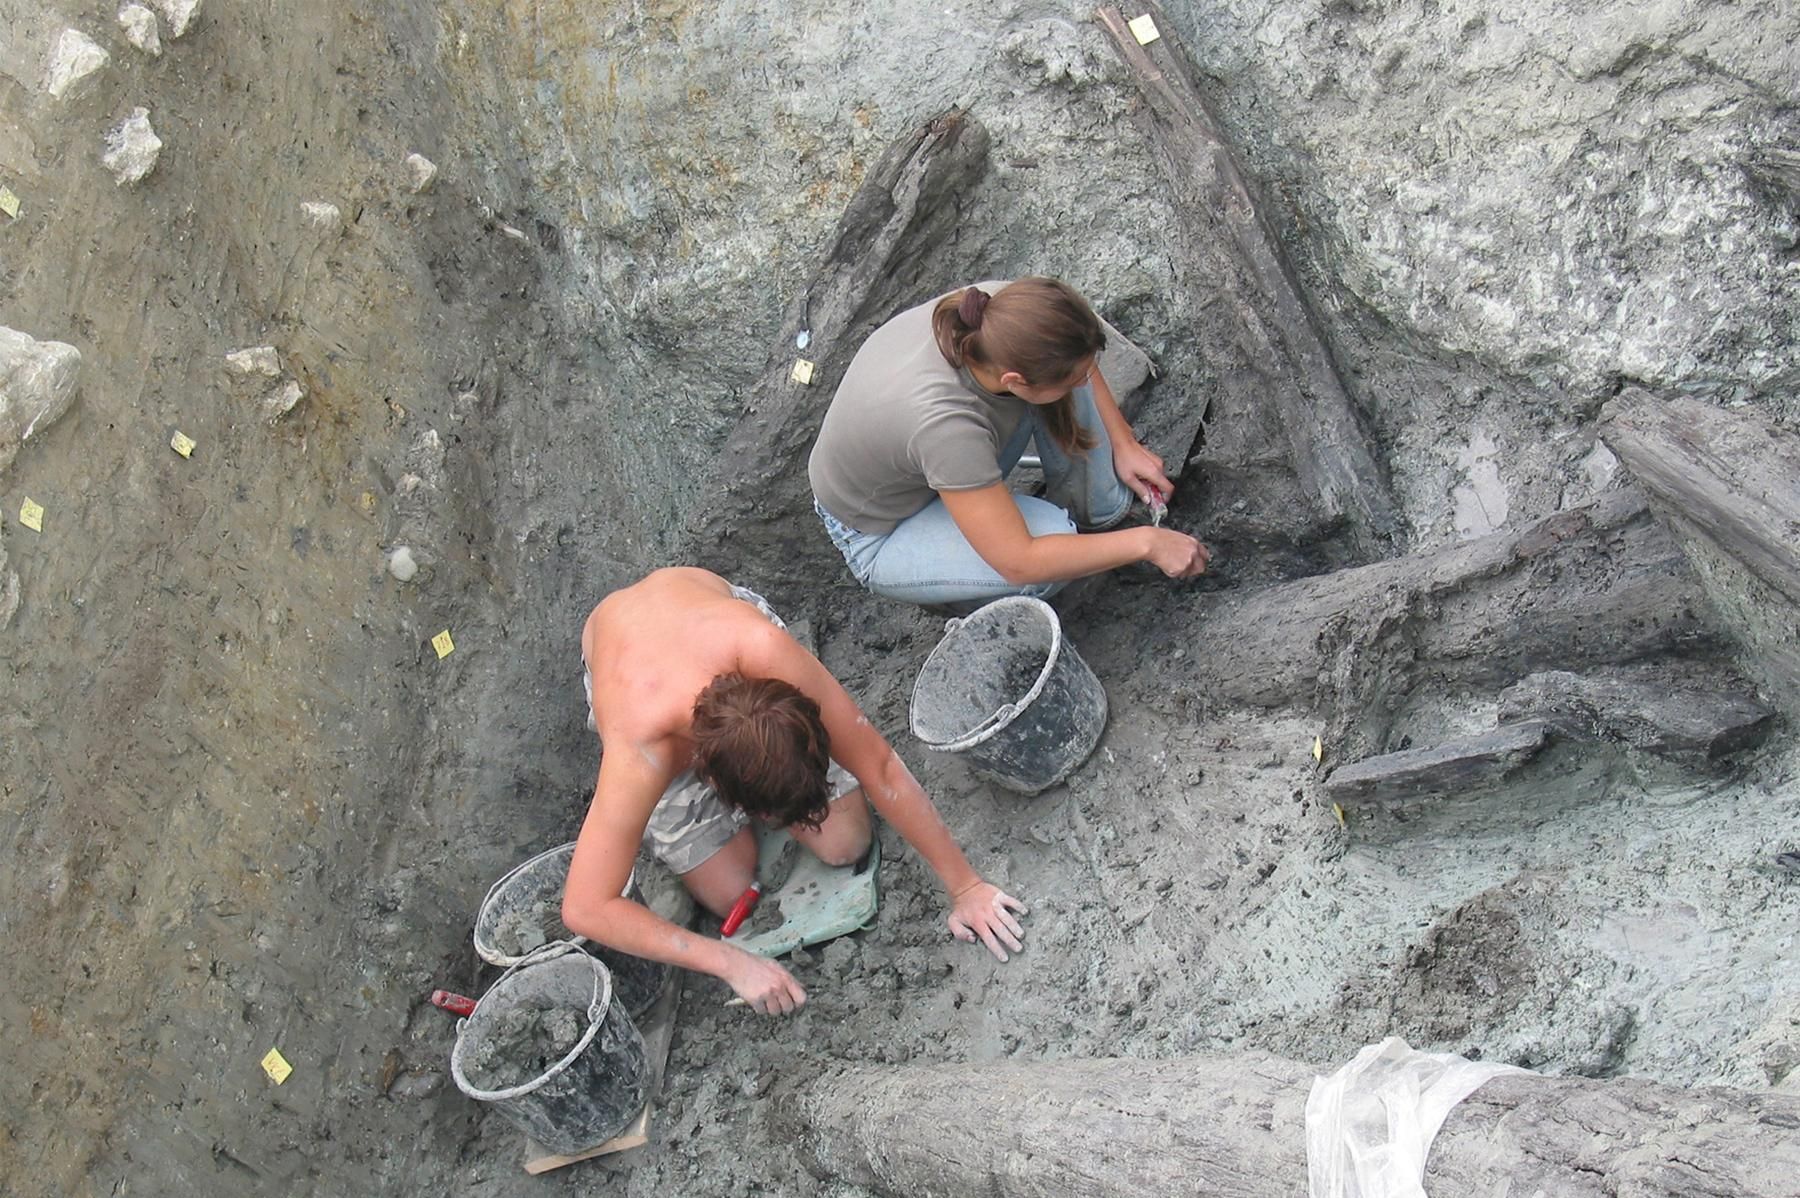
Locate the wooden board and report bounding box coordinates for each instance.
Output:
[521,971,682,1174]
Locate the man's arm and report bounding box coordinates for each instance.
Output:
[561,748,807,1013]
[749,625,1028,961]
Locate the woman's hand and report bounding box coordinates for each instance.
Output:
[1143,528,1210,579]
[947,881,1029,962]
[722,947,808,1015]
[1112,438,1174,504]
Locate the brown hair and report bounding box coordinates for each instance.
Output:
[690,673,833,830]
[931,276,1106,453]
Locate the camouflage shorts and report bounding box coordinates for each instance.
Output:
[586,585,858,875]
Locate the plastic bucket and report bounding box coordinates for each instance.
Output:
[909,596,1108,794]
[450,943,650,1154]
[473,842,670,1019]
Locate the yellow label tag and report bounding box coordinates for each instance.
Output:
[170,430,196,458]
[0,188,19,219]
[261,1048,293,1084]
[19,498,44,532]
[790,359,815,385]
[1129,13,1161,44]
[1332,802,1347,829]
[1311,735,1324,764]
[432,629,455,659]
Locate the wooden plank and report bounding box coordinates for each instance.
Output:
[1096,3,1401,558]
[521,972,683,1174]
[785,1052,1800,1198]
[1325,721,1551,803]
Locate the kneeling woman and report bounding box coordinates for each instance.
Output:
[808,277,1209,607]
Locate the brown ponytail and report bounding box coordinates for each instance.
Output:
[931,277,1106,453]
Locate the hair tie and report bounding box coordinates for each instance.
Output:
[958,287,990,329]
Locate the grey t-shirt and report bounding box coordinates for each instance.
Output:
[808,284,1024,535]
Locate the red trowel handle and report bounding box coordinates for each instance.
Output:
[720,882,763,937]
[430,989,478,1017]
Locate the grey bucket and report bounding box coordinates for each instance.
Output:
[449,942,650,1154]
[473,842,670,1019]
[909,596,1108,794]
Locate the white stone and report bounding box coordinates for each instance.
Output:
[405,153,437,193]
[118,6,162,56]
[101,108,161,186]
[261,379,304,419]
[0,325,83,476]
[300,200,342,229]
[151,0,201,38]
[45,29,109,98]
[224,346,282,377]
[387,546,418,582]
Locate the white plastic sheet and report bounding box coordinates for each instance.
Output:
[1306,1037,1525,1198]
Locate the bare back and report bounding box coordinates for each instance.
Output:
[582,568,784,778]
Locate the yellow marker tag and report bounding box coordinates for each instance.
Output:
[359,491,376,515]
[0,188,19,219]
[790,359,815,385]
[19,498,44,532]
[261,1048,293,1084]
[1332,803,1347,829]
[1129,13,1161,44]
[1312,735,1324,763]
[432,629,455,659]
[170,430,196,458]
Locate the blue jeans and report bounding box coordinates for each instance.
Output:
[815,383,1133,606]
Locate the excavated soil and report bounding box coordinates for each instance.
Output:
[3,1,1796,1196]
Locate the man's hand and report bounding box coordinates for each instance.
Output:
[947,881,1029,963]
[722,948,808,1015]
[1112,438,1173,504]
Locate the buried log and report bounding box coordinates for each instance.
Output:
[1497,661,1777,760]
[1324,720,1551,804]
[1173,487,1720,758]
[1599,390,1800,718]
[782,1053,1800,1198]
[676,108,990,601]
[1098,4,1400,558]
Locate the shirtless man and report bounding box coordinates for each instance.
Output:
[561,568,1028,1016]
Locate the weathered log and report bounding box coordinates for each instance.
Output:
[1325,721,1551,803]
[676,109,990,605]
[1097,5,1401,558]
[1599,390,1800,718]
[1497,663,1777,759]
[783,1053,1800,1198]
[1171,488,1719,758]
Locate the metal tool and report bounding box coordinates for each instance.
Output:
[720,881,763,937]
[1146,485,1168,527]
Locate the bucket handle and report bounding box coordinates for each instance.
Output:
[466,939,609,1028]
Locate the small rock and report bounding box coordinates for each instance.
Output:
[224,346,281,379]
[102,108,161,186]
[387,546,418,582]
[45,29,109,98]
[387,1070,444,1100]
[405,152,437,193]
[261,378,304,420]
[151,0,201,38]
[0,326,82,475]
[300,200,342,230]
[118,5,161,55]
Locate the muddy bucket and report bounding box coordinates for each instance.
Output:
[909,596,1108,794]
[450,942,650,1154]
[473,842,669,1019]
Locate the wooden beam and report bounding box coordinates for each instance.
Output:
[1096,5,1401,558]
[784,1052,1800,1198]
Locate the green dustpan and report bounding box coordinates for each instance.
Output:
[723,823,880,958]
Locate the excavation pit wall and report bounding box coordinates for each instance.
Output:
[2,1,1797,1195]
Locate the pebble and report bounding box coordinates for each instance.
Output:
[45,30,109,98]
[406,153,438,193]
[387,546,418,582]
[118,5,161,55]
[152,0,202,38]
[102,108,161,186]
